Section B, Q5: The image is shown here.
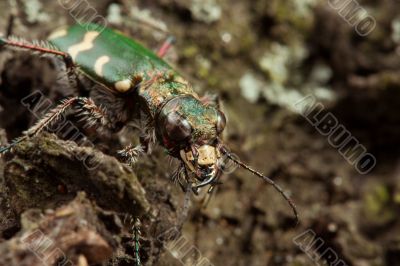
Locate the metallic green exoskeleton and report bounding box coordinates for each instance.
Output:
[48,23,226,189]
[0,22,298,223]
[49,23,173,95]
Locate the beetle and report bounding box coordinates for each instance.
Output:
[0,23,298,224]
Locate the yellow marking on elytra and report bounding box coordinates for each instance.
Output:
[48,28,68,40]
[94,55,110,77]
[68,31,99,60]
[115,79,132,92]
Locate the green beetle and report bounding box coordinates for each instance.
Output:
[0,23,298,223]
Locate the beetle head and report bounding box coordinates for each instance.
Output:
[155,95,226,189]
[155,95,299,225]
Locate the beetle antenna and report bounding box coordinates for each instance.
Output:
[219,146,299,226]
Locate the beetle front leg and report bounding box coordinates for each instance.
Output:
[118,144,145,166]
[118,127,156,165]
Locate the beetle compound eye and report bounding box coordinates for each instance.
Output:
[216,110,226,134]
[165,112,192,141]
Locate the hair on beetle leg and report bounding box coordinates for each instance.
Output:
[118,144,146,166]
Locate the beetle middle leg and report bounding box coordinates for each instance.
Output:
[0,96,111,153]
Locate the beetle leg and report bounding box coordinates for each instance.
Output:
[133,218,142,266]
[5,0,18,37]
[0,35,70,58]
[0,97,79,154]
[117,144,145,166]
[200,92,221,107]
[26,97,111,136]
[174,182,192,234]
[139,133,154,154]
[0,97,111,154]
[171,162,187,189]
[76,97,114,132]
[6,14,15,38]
[0,35,80,94]
[156,35,176,58]
[118,119,156,165]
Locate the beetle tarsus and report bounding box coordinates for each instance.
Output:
[118,144,145,166]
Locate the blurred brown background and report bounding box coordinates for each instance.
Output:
[0,0,400,265]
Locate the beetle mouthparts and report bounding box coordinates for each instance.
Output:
[191,174,217,190]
